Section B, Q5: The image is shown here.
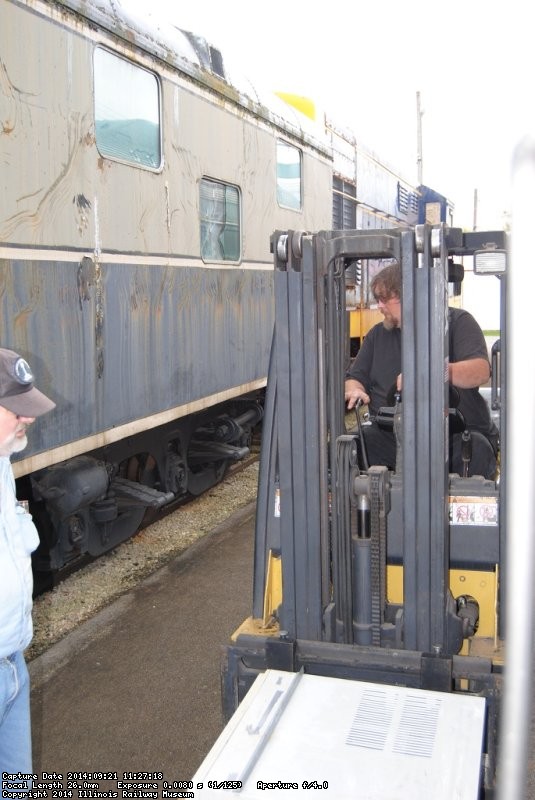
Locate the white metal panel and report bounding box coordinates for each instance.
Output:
[193,669,486,799]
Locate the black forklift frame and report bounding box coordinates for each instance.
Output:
[223,224,505,794]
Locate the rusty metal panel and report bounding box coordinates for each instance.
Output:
[99,262,274,425]
[0,255,274,460]
[0,257,99,450]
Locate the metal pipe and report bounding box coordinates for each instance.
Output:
[497,136,535,800]
[352,538,373,645]
[351,489,372,644]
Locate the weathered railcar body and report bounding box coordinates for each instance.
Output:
[1,0,333,570]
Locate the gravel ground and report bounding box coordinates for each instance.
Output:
[27,461,259,661]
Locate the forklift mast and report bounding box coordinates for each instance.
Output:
[253,225,504,648]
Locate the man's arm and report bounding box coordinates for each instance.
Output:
[449,358,490,389]
[449,308,491,389]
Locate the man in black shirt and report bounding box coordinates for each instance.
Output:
[345,263,498,478]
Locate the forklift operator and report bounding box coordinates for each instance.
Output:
[344,263,498,479]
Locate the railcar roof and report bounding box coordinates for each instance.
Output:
[57,0,330,157]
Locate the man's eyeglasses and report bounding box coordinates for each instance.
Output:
[373,293,398,304]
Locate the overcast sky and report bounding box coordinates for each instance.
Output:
[120,0,529,232]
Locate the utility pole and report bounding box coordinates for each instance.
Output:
[473,188,478,231]
[416,91,423,185]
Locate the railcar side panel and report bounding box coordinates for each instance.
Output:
[0,256,274,461]
[99,263,274,425]
[0,256,97,445]
[2,0,332,481]
[2,1,332,255]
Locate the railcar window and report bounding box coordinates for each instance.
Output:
[94,48,161,169]
[200,178,241,261]
[333,176,357,229]
[276,141,302,211]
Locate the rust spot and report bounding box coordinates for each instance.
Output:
[73,194,91,210]
[73,195,91,236]
[77,256,95,309]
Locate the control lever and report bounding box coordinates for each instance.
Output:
[461,430,472,477]
[354,398,370,471]
[393,391,402,475]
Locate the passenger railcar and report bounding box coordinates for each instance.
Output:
[1,0,440,575]
[1,0,334,571]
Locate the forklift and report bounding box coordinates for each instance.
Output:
[194,223,509,798]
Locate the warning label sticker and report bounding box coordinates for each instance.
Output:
[449,496,498,526]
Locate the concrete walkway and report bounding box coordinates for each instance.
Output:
[29,502,256,781]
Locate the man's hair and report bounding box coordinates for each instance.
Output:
[370,262,401,300]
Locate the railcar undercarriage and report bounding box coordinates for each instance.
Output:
[20,396,262,576]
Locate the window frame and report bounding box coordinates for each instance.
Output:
[276,139,303,212]
[199,176,242,263]
[93,46,163,172]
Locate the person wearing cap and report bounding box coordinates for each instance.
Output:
[0,348,55,775]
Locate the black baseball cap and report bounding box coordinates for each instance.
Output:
[0,348,55,417]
